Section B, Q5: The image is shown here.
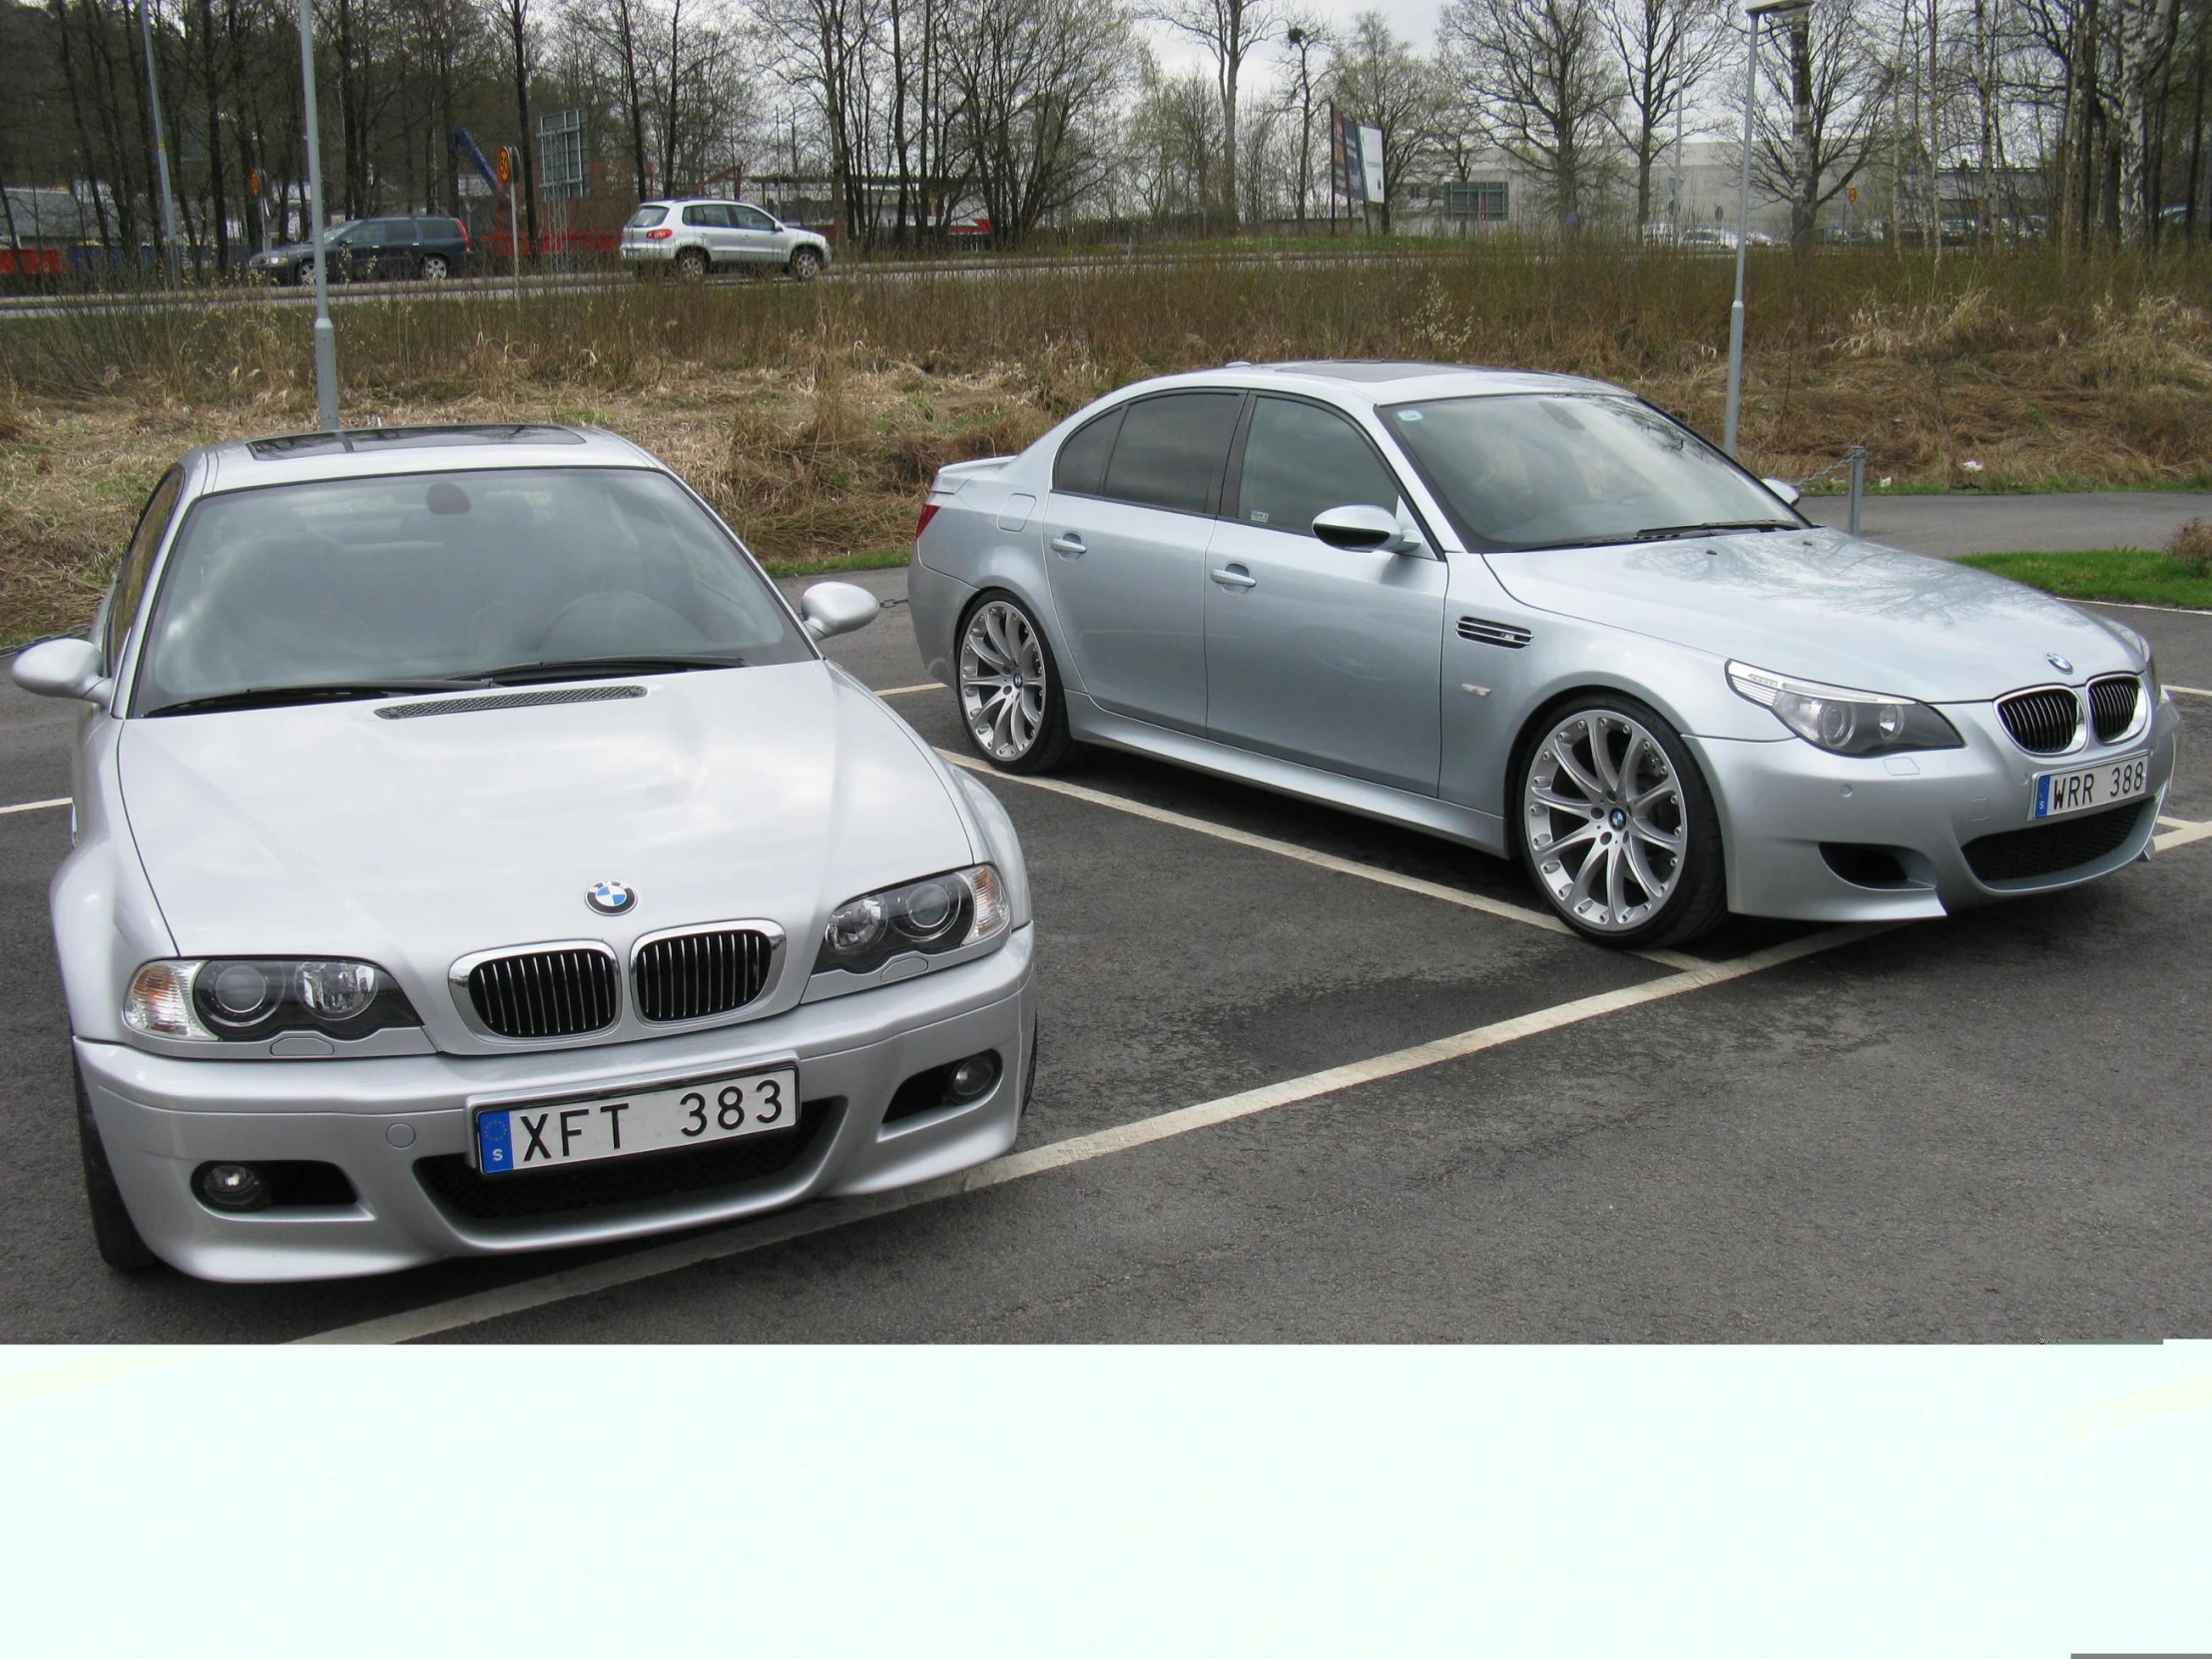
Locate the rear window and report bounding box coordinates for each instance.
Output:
[1053,407,1123,496]
[628,206,668,229]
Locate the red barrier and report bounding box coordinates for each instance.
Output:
[0,248,67,276]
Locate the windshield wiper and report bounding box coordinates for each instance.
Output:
[1631,520,1794,543]
[476,654,747,686]
[146,678,488,717]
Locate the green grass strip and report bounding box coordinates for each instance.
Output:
[1957,549,2212,608]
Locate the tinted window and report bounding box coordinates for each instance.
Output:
[1101,393,1242,515]
[733,205,777,231]
[415,218,460,242]
[133,468,814,715]
[683,204,729,228]
[1237,397,1402,537]
[1053,407,1123,496]
[628,206,669,229]
[368,220,406,245]
[107,467,183,671]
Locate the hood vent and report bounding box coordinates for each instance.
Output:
[377,685,647,721]
[1457,616,1532,649]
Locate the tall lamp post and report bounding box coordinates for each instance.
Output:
[296,0,338,430]
[138,0,183,284]
[1723,0,1811,457]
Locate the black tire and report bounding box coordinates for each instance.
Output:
[75,1057,158,1272]
[676,247,710,281]
[956,591,1074,775]
[419,254,449,280]
[1510,691,1728,949]
[789,247,823,282]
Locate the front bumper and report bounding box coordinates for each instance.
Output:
[80,927,1036,1282]
[1689,694,2180,922]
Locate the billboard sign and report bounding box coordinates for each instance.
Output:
[1329,108,1387,206]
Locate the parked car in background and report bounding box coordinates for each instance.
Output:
[248,215,470,284]
[621,200,830,281]
[12,423,1034,1281]
[909,361,2177,948]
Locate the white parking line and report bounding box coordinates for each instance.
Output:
[296,920,1891,1345]
[874,684,939,698]
[2156,820,2212,852]
[934,749,1574,937]
[0,798,67,818]
[2169,684,2212,699]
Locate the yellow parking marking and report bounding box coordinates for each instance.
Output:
[296,921,1892,1345]
[935,748,1574,937]
[873,683,939,698]
[0,798,67,818]
[2165,684,2212,699]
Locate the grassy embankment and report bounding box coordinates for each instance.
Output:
[7,246,2212,643]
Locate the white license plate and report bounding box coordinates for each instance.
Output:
[2032,754,2149,821]
[474,1067,797,1176]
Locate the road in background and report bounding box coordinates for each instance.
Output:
[1799,490,2212,556]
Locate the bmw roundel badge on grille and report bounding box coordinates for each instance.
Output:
[587,880,637,915]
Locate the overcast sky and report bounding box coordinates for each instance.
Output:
[1145,0,1449,78]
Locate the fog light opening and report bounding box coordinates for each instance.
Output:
[195,1162,272,1213]
[947,1052,1001,1103]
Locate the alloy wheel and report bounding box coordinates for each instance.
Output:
[420,255,449,280]
[1522,709,1688,933]
[959,601,1048,763]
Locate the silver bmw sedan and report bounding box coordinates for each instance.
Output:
[909,362,2179,945]
[14,424,1036,1281]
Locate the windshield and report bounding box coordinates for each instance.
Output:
[1381,393,1800,551]
[133,466,813,715]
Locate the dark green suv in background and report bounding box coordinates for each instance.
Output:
[247,215,471,284]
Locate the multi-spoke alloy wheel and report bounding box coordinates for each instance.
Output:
[958,596,1071,773]
[1520,703,1715,941]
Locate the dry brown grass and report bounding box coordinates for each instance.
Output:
[8,247,2212,642]
[2169,515,2212,570]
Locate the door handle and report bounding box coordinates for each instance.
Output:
[1210,565,1258,589]
[1049,533,1086,557]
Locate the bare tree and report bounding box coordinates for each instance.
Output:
[1151,0,1274,228]
[1603,0,1730,228]
[1278,14,1324,224]
[1748,0,1893,246]
[947,0,1132,244]
[1442,0,1621,228]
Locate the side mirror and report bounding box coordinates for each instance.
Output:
[1312,504,1404,552]
[11,637,110,705]
[801,581,879,641]
[1761,477,1803,508]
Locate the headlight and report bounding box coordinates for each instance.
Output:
[814,864,1009,976]
[1727,662,1964,756]
[123,957,421,1042]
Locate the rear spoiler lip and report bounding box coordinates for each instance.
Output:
[927,455,1015,496]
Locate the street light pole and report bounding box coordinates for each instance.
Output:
[296,0,338,431]
[138,0,183,284]
[1724,0,1810,458]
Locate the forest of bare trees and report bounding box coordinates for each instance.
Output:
[4,0,2212,268]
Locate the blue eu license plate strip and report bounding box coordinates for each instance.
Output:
[476,1110,514,1173]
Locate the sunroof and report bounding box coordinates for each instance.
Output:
[1263,361,1472,382]
[248,424,586,459]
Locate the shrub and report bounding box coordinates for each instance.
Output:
[2168,515,2212,570]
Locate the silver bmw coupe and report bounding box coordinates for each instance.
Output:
[910,362,2178,945]
[14,424,1036,1281]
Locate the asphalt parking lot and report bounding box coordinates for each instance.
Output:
[4,568,2210,1344]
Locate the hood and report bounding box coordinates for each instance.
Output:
[118,661,974,989]
[1481,528,2139,701]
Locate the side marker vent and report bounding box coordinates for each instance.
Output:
[1457,617,1532,650]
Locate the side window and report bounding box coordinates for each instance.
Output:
[1101,392,1243,515]
[1052,407,1123,496]
[683,204,728,228]
[1237,396,1402,538]
[106,467,184,671]
[734,206,777,231]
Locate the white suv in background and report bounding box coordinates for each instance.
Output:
[621,200,831,281]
